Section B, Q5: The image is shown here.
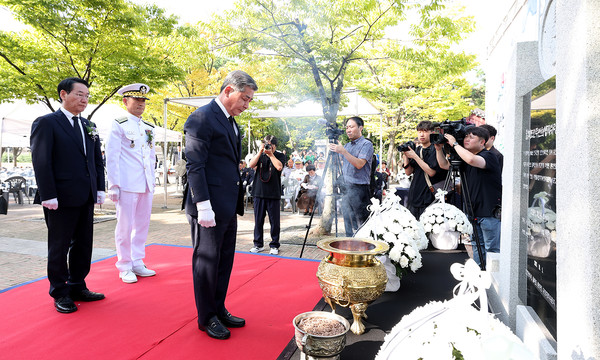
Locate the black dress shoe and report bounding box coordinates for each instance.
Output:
[218,310,245,328]
[199,316,230,340]
[71,289,105,302]
[54,297,77,313]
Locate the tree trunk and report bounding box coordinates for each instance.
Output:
[314,127,343,235]
[12,147,22,167]
[311,164,336,235]
[387,131,397,175]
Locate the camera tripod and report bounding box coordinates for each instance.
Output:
[442,158,487,271]
[299,139,345,258]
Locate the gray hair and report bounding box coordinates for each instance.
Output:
[220,70,258,93]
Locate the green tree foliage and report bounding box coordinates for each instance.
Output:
[141,25,229,132]
[212,0,476,234]
[0,0,184,118]
[212,0,411,123]
[140,23,290,160]
[348,3,477,172]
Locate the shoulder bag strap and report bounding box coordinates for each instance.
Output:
[419,147,435,193]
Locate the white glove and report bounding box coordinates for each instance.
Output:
[198,208,216,228]
[97,191,106,204]
[196,200,216,228]
[42,198,58,210]
[108,187,120,202]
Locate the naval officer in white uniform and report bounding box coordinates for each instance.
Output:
[106,83,157,283]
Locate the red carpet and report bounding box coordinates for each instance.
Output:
[0,245,322,360]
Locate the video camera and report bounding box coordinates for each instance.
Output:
[397,140,416,152]
[320,119,345,143]
[430,118,470,145]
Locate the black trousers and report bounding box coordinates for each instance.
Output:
[44,201,94,298]
[342,184,371,237]
[188,214,237,326]
[253,197,280,249]
[407,204,427,220]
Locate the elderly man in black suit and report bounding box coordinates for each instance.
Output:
[183,70,258,340]
[30,77,106,313]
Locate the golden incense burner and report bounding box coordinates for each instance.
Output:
[316,238,389,335]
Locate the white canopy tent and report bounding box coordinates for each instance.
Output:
[165,89,380,118]
[0,100,182,148]
[531,89,555,110]
[162,89,382,208]
[1,100,183,188]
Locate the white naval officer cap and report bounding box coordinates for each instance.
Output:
[118,83,150,100]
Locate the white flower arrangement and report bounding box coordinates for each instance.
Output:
[419,190,473,236]
[355,194,427,279]
[395,170,412,188]
[376,260,534,360]
[376,300,531,359]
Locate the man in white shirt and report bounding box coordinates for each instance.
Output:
[106,83,156,283]
[183,70,257,340]
[30,77,106,313]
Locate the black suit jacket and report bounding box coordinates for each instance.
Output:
[30,109,105,207]
[183,100,244,218]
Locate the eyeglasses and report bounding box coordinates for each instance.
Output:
[71,91,90,99]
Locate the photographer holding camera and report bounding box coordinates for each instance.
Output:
[434,126,502,266]
[401,121,447,219]
[248,135,286,255]
[328,116,374,237]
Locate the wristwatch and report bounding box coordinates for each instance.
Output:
[452,142,459,148]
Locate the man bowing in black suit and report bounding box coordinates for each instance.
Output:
[30,77,106,314]
[183,70,258,340]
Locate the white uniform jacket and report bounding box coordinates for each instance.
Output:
[106,114,156,193]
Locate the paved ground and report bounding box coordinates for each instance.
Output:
[0,180,342,290]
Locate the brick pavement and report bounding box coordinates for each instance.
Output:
[0,183,334,290]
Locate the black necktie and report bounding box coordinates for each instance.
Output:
[72,116,83,148]
[229,116,238,137]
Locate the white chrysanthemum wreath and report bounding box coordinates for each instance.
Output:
[375,260,534,360]
[354,194,427,287]
[419,189,473,236]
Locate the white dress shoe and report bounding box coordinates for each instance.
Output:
[120,270,138,283]
[132,265,156,277]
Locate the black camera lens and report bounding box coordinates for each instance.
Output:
[429,133,446,144]
[265,144,272,150]
[397,140,415,152]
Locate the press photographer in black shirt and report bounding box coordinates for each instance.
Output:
[435,126,502,266]
[401,121,447,219]
[248,135,286,255]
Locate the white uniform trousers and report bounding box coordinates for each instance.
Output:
[114,190,153,272]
